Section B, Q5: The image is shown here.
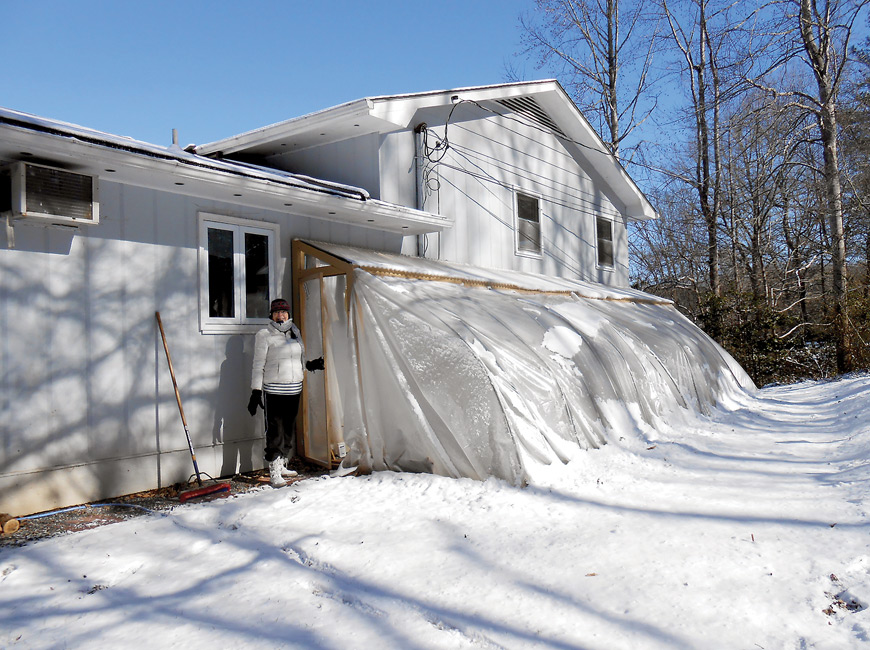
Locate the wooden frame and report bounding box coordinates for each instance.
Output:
[291,240,355,467]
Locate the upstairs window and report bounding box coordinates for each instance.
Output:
[596,217,614,268]
[516,191,541,256]
[198,214,278,333]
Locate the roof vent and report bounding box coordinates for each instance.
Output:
[4,161,99,226]
[496,96,567,139]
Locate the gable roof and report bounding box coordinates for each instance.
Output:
[195,80,658,221]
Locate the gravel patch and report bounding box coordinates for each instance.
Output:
[0,460,329,549]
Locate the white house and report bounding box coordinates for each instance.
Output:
[195,80,656,285]
[0,81,751,516]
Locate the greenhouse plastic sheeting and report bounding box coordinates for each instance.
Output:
[312,250,754,485]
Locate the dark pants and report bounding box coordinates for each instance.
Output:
[263,392,301,462]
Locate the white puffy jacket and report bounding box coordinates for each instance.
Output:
[251,319,306,393]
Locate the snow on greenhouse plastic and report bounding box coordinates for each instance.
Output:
[313,245,756,485]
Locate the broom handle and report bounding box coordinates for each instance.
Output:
[155,311,203,486]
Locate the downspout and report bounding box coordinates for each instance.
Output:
[414,122,432,258]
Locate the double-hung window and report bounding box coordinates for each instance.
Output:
[198,213,278,333]
[515,191,542,256]
[596,217,614,268]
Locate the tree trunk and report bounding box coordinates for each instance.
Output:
[607,0,620,154]
[799,0,853,371]
[695,18,720,298]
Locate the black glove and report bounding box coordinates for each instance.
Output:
[247,389,263,416]
[306,357,325,371]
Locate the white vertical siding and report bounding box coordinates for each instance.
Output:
[0,179,404,515]
[383,109,628,286]
[379,131,417,208]
[257,109,631,287]
[267,133,382,199]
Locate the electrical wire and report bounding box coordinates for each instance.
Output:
[446,125,627,217]
[445,144,625,221]
[437,167,598,279]
[413,97,631,277]
[456,97,667,179]
[416,101,628,221]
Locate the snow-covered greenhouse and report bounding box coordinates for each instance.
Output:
[292,241,753,483]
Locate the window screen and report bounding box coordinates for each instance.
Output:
[207,227,235,318]
[517,192,541,254]
[597,217,614,267]
[245,232,270,319]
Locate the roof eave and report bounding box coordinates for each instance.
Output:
[194,98,376,157]
[0,119,451,235]
[529,84,658,221]
[194,81,567,158]
[192,80,658,221]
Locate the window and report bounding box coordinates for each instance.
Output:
[516,191,541,256]
[198,214,278,333]
[596,217,614,268]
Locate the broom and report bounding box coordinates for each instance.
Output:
[156,312,231,502]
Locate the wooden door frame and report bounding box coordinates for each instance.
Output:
[291,240,354,466]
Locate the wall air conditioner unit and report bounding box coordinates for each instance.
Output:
[5,161,99,226]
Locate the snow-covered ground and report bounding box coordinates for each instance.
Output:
[2,374,869,649]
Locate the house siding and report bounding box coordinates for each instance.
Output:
[266,133,382,199]
[0,178,401,515]
[385,109,629,286]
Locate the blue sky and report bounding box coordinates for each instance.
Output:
[5,0,536,147]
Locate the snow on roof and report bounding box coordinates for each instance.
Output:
[0,107,371,201]
[302,240,670,304]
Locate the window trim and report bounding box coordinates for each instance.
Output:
[514,189,543,259]
[198,213,279,334]
[596,216,615,270]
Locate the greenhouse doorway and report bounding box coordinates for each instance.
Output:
[292,240,354,468]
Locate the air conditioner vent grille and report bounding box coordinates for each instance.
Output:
[25,164,95,221]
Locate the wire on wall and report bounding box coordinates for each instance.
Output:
[417,99,627,222]
[412,96,631,278]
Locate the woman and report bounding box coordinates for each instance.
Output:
[248,298,324,487]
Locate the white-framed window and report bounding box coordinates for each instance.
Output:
[515,190,542,257]
[198,213,279,334]
[596,216,614,268]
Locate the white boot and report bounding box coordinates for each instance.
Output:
[280,458,298,478]
[268,459,287,488]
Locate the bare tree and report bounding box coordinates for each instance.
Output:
[840,29,870,293]
[737,0,866,370]
[790,0,866,371]
[521,0,660,157]
[657,0,746,302]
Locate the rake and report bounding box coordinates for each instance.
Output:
[156,311,231,502]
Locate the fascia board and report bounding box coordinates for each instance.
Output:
[0,125,451,235]
[195,81,567,156]
[364,81,657,221]
[366,80,562,128]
